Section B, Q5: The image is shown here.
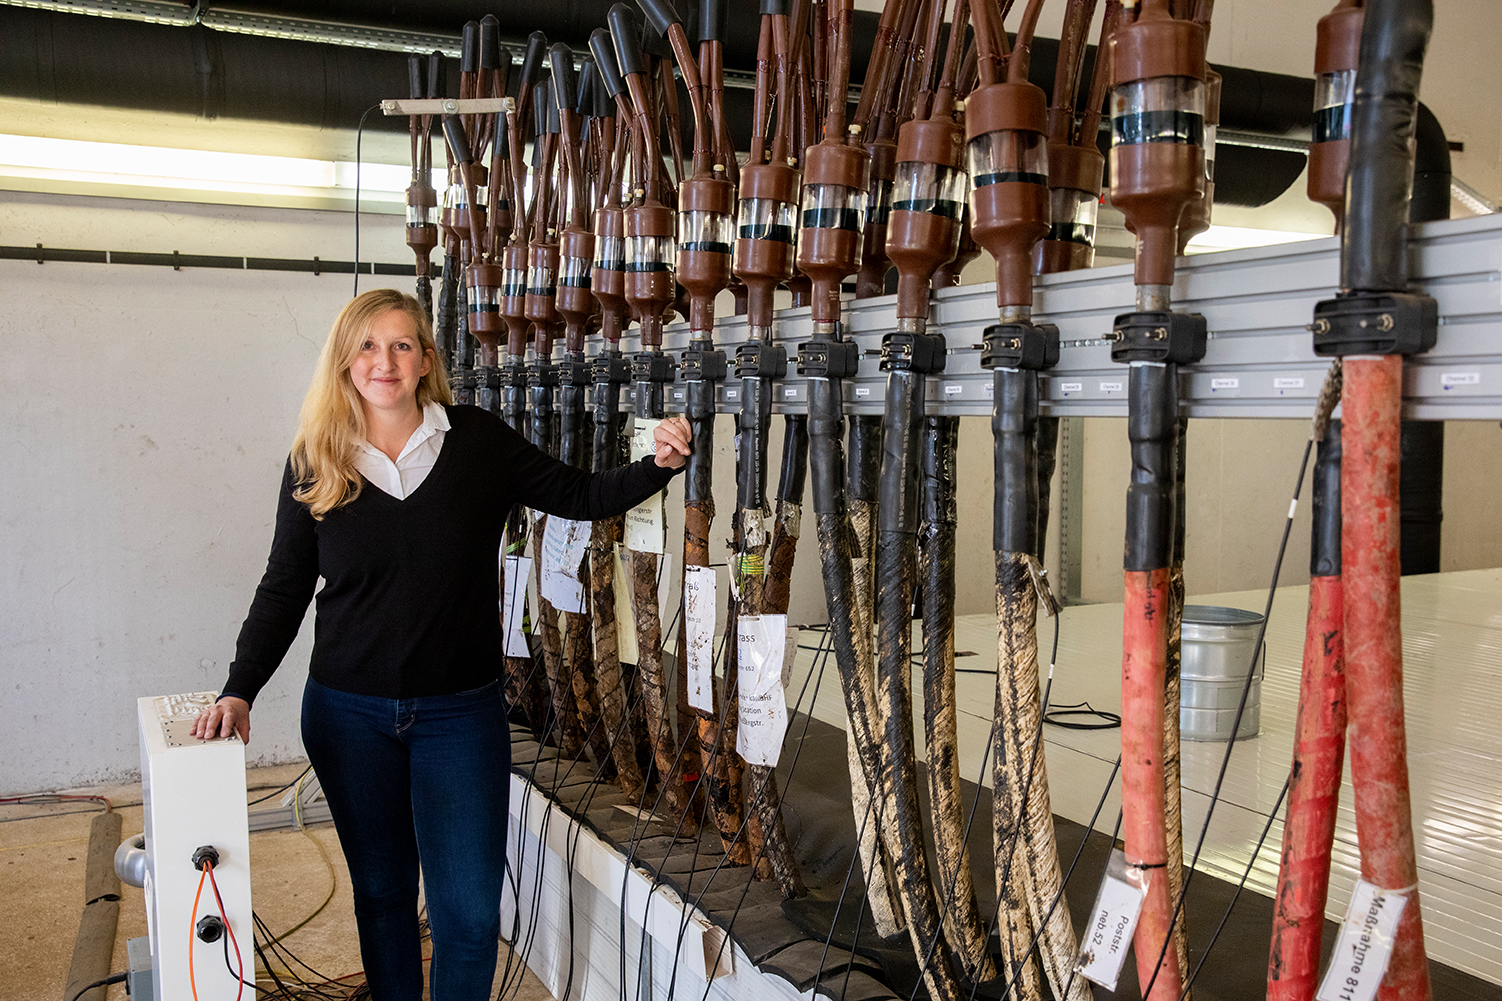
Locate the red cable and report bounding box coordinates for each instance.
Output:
[190,866,208,1001]
[205,862,246,1001]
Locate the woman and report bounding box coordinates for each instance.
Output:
[192,288,689,1000]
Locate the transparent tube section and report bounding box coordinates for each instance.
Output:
[526,264,556,297]
[892,162,969,219]
[501,268,527,300]
[1046,188,1099,246]
[737,198,797,243]
[1313,69,1356,144]
[678,210,734,254]
[967,130,1048,188]
[443,181,469,211]
[1205,123,1218,181]
[560,255,592,288]
[800,184,867,233]
[468,283,500,316]
[1109,77,1207,146]
[867,178,895,227]
[625,235,676,273]
[593,236,625,272]
[406,204,434,227]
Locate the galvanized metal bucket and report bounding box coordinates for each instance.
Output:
[1179,605,1266,742]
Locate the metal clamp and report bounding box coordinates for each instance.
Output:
[528,361,559,388]
[1312,292,1439,357]
[592,353,632,384]
[556,356,592,386]
[796,339,861,379]
[679,341,728,382]
[880,330,947,373]
[631,350,676,383]
[981,322,1060,371]
[734,341,788,380]
[1108,310,1208,365]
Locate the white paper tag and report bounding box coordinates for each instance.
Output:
[625,419,667,554]
[502,555,534,658]
[1061,381,1084,393]
[854,386,872,397]
[1074,849,1150,992]
[943,383,963,396]
[1100,381,1124,393]
[1441,371,1480,389]
[1315,880,1411,1001]
[683,565,717,713]
[613,544,639,666]
[736,614,790,767]
[1211,376,1240,390]
[783,386,798,398]
[540,517,590,614]
[1274,376,1306,390]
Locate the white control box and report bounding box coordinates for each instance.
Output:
[138,693,254,1001]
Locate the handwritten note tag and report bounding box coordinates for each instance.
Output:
[625,418,666,554]
[736,614,790,767]
[540,517,590,614]
[501,554,534,658]
[1075,849,1150,991]
[1315,880,1411,1001]
[683,565,717,713]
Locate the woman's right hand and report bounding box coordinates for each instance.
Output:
[193,697,251,745]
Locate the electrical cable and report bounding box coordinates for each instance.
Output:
[246,766,314,807]
[1043,702,1121,730]
[67,973,127,1001]
[352,103,381,298]
[190,865,209,1001]
[206,862,247,1001]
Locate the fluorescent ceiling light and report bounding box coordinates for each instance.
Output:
[1185,225,1327,252]
[0,133,439,203]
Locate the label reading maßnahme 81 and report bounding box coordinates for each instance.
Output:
[1315,879,1410,1001]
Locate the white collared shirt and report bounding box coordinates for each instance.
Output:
[353,401,451,499]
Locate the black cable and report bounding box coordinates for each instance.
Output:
[1043,702,1121,730]
[352,103,381,298]
[246,766,314,807]
[1139,436,1315,1001]
[67,973,126,1001]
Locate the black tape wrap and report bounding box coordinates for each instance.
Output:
[1125,363,1178,572]
[408,54,424,100]
[442,115,473,165]
[558,383,586,469]
[462,21,480,74]
[737,377,772,512]
[808,379,846,516]
[427,51,444,100]
[589,28,626,99]
[533,80,553,136]
[877,370,923,536]
[577,58,596,114]
[1341,0,1433,294]
[920,416,958,527]
[993,367,1037,555]
[1311,417,1343,577]
[529,384,555,455]
[760,0,785,13]
[592,373,625,471]
[699,0,727,43]
[637,0,681,37]
[1172,416,1188,566]
[1035,415,1060,561]
[479,16,500,69]
[521,32,549,89]
[503,379,527,433]
[608,4,648,78]
[550,45,578,112]
[634,377,664,420]
[475,366,499,416]
[778,415,809,503]
[684,379,716,503]
[846,414,884,506]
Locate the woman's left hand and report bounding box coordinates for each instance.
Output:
[653,416,692,469]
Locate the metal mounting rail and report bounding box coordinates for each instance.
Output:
[608,213,1502,421]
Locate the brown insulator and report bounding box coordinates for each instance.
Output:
[887,116,965,318]
[734,162,801,329]
[405,181,438,274]
[1107,2,1208,288]
[856,138,898,298]
[467,261,504,367]
[965,81,1050,307]
[677,174,736,334]
[624,202,677,346]
[1177,69,1221,253]
[797,141,872,325]
[500,243,531,361]
[1033,142,1105,273]
[558,227,597,354]
[1308,0,1363,230]
[524,239,560,329]
[591,203,629,343]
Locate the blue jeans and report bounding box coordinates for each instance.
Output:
[301,676,510,1001]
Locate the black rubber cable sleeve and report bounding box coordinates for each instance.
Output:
[558,379,586,470]
[1311,418,1343,577]
[684,379,716,503]
[808,380,845,516]
[993,368,1037,555]
[1125,362,1178,572]
[530,384,555,454]
[777,415,809,503]
[737,377,772,513]
[847,414,884,506]
[877,371,923,536]
[1035,414,1060,561]
[592,369,624,470]
[1340,0,1433,294]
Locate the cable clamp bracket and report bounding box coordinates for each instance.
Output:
[678,341,728,383]
[1108,310,1208,365]
[981,321,1060,371]
[555,357,592,386]
[631,351,676,383]
[591,353,632,385]
[1311,291,1438,357]
[528,362,559,388]
[796,339,861,379]
[734,341,788,380]
[880,330,947,373]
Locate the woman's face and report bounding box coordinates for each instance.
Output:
[348,310,432,418]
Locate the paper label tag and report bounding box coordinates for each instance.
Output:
[736,614,790,767]
[1061,381,1084,393]
[1211,377,1240,390]
[725,387,739,400]
[1075,849,1150,991]
[539,517,590,614]
[1274,376,1306,390]
[1315,880,1411,1001]
[683,565,717,713]
[1100,381,1124,393]
[625,419,666,554]
[502,554,534,658]
[1441,371,1480,389]
[943,383,963,396]
[784,387,798,398]
[854,386,872,397]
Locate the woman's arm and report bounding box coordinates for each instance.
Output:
[218,459,321,707]
[499,414,689,521]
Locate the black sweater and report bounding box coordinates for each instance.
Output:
[223,404,675,706]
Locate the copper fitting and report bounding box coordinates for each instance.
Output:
[524,240,560,327]
[500,243,530,359]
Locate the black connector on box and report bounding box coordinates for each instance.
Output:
[734,341,788,379]
[197,915,225,943]
[1312,292,1438,357]
[527,361,558,388]
[981,322,1060,371]
[632,350,676,383]
[1108,310,1208,365]
[678,341,728,382]
[880,330,947,373]
[796,339,861,379]
[191,845,220,871]
[592,352,632,384]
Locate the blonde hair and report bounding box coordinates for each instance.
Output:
[290,289,451,518]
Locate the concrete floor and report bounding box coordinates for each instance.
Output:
[1,761,556,1001]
